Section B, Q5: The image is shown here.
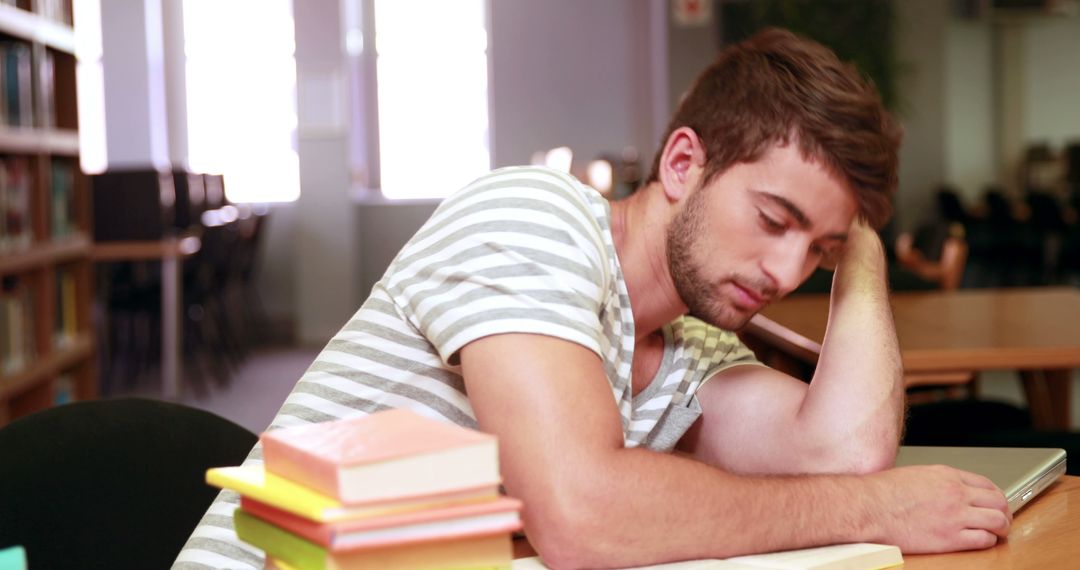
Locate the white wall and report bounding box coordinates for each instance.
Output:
[945,21,995,202]
[1024,17,1080,149]
[488,0,662,170]
[98,0,170,169]
[894,0,949,230]
[293,0,356,344]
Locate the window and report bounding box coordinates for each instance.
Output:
[184,0,299,203]
[354,0,490,200]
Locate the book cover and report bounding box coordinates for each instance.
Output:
[242,494,522,551]
[260,409,500,503]
[50,160,74,238]
[234,508,513,570]
[2,158,29,251]
[206,465,498,523]
[2,42,32,127]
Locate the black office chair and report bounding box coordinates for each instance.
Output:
[0,398,257,569]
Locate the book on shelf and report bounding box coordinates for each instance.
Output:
[512,543,903,570]
[260,409,500,504]
[50,159,75,238]
[0,156,31,253]
[0,41,33,128]
[53,266,77,346]
[36,0,73,26]
[1,275,35,376]
[206,465,500,523]
[235,508,513,570]
[241,494,522,551]
[37,48,55,129]
[53,373,74,405]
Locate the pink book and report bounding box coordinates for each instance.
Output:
[240,495,522,552]
[260,409,500,503]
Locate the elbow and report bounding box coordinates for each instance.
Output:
[523,486,618,569]
[843,429,900,474]
[849,443,897,474]
[808,423,898,475]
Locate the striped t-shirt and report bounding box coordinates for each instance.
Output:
[173,166,760,569]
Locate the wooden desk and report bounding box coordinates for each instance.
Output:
[513,476,1080,568]
[743,287,1080,430]
[92,235,201,400]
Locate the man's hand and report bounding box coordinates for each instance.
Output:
[830,218,888,291]
[868,465,1012,553]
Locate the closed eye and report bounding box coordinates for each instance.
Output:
[758,210,786,233]
[814,243,844,268]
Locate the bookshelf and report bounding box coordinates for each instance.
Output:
[0,0,92,425]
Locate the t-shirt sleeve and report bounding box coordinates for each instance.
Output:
[383,167,611,365]
[710,330,764,373]
[697,328,766,389]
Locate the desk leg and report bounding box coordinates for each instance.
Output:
[162,254,182,400]
[1021,369,1072,431]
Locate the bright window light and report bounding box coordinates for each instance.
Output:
[374,0,490,199]
[183,0,299,203]
[74,0,107,174]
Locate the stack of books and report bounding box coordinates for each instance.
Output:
[207,409,522,570]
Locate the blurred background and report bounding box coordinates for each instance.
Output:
[2,0,1080,434]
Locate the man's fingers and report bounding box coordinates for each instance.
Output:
[966,506,1012,539]
[955,529,1001,552]
[968,485,1010,515]
[958,470,999,491]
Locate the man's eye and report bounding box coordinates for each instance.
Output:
[815,246,842,269]
[758,211,785,232]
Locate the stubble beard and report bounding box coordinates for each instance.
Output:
[665,188,757,331]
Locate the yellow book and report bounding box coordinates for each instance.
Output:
[207,466,497,523]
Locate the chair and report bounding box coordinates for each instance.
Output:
[0,398,257,569]
[893,221,969,291]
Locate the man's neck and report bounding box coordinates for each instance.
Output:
[610,182,687,341]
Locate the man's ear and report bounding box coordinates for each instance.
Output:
[658,127,707,203]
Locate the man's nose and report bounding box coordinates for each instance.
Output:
[761,243,808,295]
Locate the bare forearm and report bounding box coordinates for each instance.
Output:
[525,446,870,568]
[802,226,904,468]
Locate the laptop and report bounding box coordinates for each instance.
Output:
[894,446,1067,513]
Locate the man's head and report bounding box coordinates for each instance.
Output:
[646,27,900,229]
[651,28,901,329]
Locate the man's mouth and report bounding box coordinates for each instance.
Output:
[730,281,768,311]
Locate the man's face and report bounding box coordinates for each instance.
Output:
[666,142,858,330]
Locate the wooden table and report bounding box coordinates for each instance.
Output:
[92,235,201,400]
[743,287,1080,430]
[513,476,1080,568]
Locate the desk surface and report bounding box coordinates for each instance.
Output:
[750,287,1080,373]
[512,476,1080,568]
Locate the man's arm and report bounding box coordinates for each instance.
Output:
[677,221,904,475]
[460,333,1008,569]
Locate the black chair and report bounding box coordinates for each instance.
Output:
[0,398,257,569]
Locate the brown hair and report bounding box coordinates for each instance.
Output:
[645,28,901,228]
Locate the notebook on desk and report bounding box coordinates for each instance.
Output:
[895,446,1066,513]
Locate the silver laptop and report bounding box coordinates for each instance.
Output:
[894,446,1066,513]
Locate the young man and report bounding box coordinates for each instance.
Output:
[175,28,1010,569]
